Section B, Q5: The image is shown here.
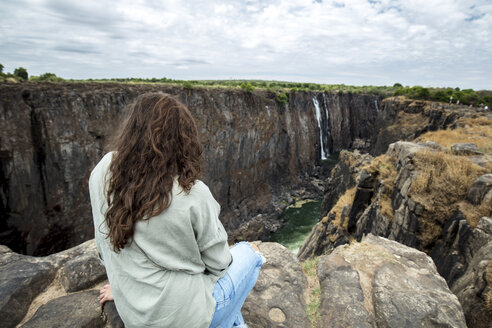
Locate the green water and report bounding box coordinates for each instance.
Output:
[270,199,322,253]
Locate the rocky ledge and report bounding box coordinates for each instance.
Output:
[299,138,492,327]
[317,234,466,328]
[1,235,476,327]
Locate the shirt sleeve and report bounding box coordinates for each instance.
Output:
[191,183,232,277]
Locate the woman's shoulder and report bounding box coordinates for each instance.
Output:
[187,180,214,198]
[89,152,115,182]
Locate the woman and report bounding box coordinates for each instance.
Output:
[89,92,264,328]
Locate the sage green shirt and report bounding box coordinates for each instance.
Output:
[89,152,232,328]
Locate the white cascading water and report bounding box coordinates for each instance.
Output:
[313,96,327,160]
[322,94,331,156]
[374,99,379,112]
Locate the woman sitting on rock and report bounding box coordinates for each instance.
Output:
[89,92,264,328]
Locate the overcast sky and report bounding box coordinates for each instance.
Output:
[1,0,491,89]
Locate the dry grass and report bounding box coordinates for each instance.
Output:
[411,149,490,248]
[362,154,398,219]
[330,187,356,229]
[457,201,491,228]
[301,257,321,328]
[416,116,492,153]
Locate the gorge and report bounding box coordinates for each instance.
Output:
[0,83,383,256]
[1,82,491,327]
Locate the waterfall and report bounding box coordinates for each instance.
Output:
[313,96,327,160]
[322,94,331,156]
[374,99,379,112]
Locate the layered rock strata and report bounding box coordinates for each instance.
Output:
[0,83,383,255]
[300,140,492,327]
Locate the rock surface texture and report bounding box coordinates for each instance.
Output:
[0,83,383,255]
[300,137,492,327]
[316,234,467,328]
[0,240,310,328]
[242,242,311,328]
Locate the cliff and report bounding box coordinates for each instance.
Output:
[0,83,380,255]
[299,111,492,327]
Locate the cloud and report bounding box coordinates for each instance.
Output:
[0,0,490,89]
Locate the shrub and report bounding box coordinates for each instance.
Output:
[240,82,255,93]
[13,67,28,80]
[182,81,193,89]
[275,92,288,105]
[31,72,63,82]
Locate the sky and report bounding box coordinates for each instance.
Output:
[0,0,491,90]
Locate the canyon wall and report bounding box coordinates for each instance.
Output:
[0,83,379,255]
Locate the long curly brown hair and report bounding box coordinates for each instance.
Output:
[105,92,202,252]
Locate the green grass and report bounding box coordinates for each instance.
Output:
[301,256,321,327]
[306,287,321,327]
[302,256,319,277]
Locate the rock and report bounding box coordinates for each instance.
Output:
[371,97,459,155]
[21,290,104,328]
[0,247,56,328]
[243,242,310,328]
[317,235,467,328]
[102,302,125,328]
[467,174,492,206]
[317,254,373,328]
[320,150,373,217]
[451,142,483,155]
[452,240,492,328]
[431,213,492,287]
[59,241,106,292]
[347,170,376,233]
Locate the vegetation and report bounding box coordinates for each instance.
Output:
[411,149,491,248]
[13,67,28,80]
[324,187,356,229]
[240,82,255,93]
[394,85,492,106]
[415,117,492,153]
[1,63,491,106]
[30,72,64,82]
[362,154,397,219]
[301,257,321,328]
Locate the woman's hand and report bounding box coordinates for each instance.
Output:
[99,284,114,305]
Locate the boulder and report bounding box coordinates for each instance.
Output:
[317,234,467,328]
[431,213,492,286]
[243,242,310,328]
[452,240,492,328]
[21,290,104,328]
[451,142,483,155]
[467,174,492,207]
[59,241,106,292]
[0,247,56,328]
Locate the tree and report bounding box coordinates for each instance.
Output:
[13,67,28,80]
[393,83,402,88]
[0,63,4,74]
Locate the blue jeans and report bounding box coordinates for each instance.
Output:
[209,242,264,328]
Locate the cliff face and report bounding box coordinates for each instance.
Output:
[0,83,379,255]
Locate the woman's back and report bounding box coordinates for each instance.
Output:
[90,152,232,328]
